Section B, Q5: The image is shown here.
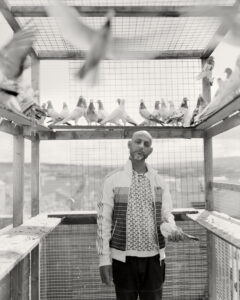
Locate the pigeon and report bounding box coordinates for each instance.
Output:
[86,100,99,125]
[100,99,125,126]
[168,100,175,118]
[0,28,35,82]
[197,56,215,85]
[196,55,240,121]
[116,98,137,126]
[214,78,224,97]
[160,98,169,122]
[96,99,108,123]
[48,102,70,125]
[56,96,87,125]
[166,97,190,127]
[224,67,232,80]
[46,100,61,123]
[148,100,161,126]
[139,99,164,125]
[190,95,208,125]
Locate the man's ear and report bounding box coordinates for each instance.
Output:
[149,147,153,155]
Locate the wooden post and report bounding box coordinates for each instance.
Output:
[10,255,30,300]
[31,135,40,217]
[204,136,216,300]
[31,246,39,300]
[31,55,40,104]
[13,132,24,227]
[31,135,40,300]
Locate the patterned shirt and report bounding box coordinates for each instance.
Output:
[126,170,158,254]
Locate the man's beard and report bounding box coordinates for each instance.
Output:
[131,151,147,161]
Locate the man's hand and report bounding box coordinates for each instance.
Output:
[99,265,113,286]
[168,226,185,242]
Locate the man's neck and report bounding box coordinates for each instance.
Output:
[130,159,147,174]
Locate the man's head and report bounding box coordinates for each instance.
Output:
[128,131,153,161]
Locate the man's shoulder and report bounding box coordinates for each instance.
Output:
[104,166,125,181]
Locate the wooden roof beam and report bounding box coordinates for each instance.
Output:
[11,5,234,18]
[37,50,202,60]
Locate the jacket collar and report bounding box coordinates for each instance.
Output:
[124,159,157,175]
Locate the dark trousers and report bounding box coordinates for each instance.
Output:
[112,255,165,300]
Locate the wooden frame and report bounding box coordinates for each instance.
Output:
[11,5,234,18]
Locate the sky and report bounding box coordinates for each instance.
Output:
[0,11,240,164]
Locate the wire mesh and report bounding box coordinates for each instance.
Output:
[212,127,240,220]
[40,220,208,300]
[215,236,240,300]
[16,16,220,57]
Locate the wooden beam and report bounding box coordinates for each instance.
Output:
[0,1,38,59]
[13,131,24,227]
[187,209,240,249]
[11,255,30,300]
[0,274,10,300]
[196,96,240,130]
[211,181,240,192]
[48,208,199,224]
[0,120,20,136]
[0,107,33,126]
[0,214,62,281]
[205,111,240,138]
[31,136,40,217]
[11,5,234,17]
[37,50,202,60]
[31,246,39,300]
[39,126,204,140]
[203,137,216,300]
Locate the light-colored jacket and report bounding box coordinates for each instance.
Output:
[96,160,176,267]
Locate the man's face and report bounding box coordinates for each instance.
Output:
[128,132,153,161]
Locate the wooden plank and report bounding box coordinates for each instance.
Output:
[31,246,39,300]
[0,107,33,126]
[211,181,240,192]
[0,274,10,300]
[187,210,240,249]
[0,119,20,136]
[11,5,234,17]
[195,96,240,129]
[203,137,216,300]
[31,136,40,217]
[13,132,24,227]
[11,255,30,300]
[48,208,199,224]
[39,127,204,140]
[0,214,62,281]
[205,111,240,138]
[37,50,202,60]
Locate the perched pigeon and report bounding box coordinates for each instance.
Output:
[100,99,125,126]
[86,100,99,125]
[139,99,164,125]
[166,97,190,127]
[190,95,208,125]
[197,56,215,85]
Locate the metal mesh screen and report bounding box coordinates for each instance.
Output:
[40,221,207,300]
[213,127,240,219]
[215,236,240,300]
[16,17,220,57]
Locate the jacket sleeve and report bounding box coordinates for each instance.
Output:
[159,176,176,226]
[96,175,114,267]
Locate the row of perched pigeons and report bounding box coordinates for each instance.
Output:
[43,96,208,127]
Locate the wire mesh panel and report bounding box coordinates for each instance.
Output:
[213,127,240,219]
[215,236,240,300]
[40,220,207,300]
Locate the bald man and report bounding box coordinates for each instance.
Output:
[97,131,184,300]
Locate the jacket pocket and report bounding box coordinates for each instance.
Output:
[111,220,117,238]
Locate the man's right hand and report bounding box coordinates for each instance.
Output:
[99,265,113,286]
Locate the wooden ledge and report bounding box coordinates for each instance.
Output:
[0,214,62,280]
